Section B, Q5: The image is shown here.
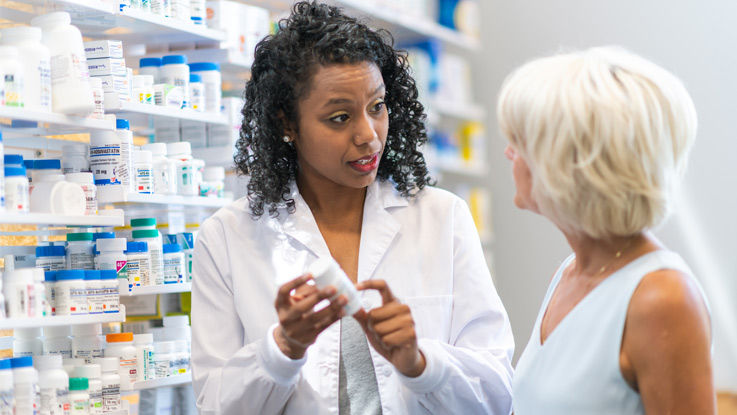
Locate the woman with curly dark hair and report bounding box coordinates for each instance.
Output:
[191,2,513,414]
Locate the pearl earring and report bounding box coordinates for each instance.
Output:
[282,136,291,143]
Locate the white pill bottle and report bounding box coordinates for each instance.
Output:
[307,257,362,316]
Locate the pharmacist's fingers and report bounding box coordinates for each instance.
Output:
[311,301,346,332]
[292,283,318,302]
[275,274,312,308]
[356,279,396,305]
[366,302,411,324]
[306,294,347,326]
[288,286,337,318]
[370,312,414,335]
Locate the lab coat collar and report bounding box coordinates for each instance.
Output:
[278,180,408,281]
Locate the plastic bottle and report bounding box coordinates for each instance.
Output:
[43,325,73,359]
[133,150,153,194]
[62,358,85,377]
[99,270,119,313]
[192,158,205,192]
[89,119,133,191]
[0,359,14,415]
[31,268,48,317]
[92,357,120,413]
[162,244,184,284]
[55,269,87,315]
[65,172,97,215]
[31,159,62,183]
[124,241,150,288]
[35,245,66,271]
[89,77,104,119]
[31,12,94,115]
[61,143,89,174]
[3,268,33,318]
[307,257,362,315]
[133,334,155,381]
[4,165,29,212]
[132,230,163,285]
[173,339,189,375]
[162,315,191,354]
[44,270,56,315]
[66,232,95,270]
[150,0,171,17]
[141,143,176,195]
[190,0,206,24]
[0,26,51,111]
[166,142,196,196]
[10,356,39,415]
[29,176,86,216]
[71,324,104,364]
[34,354,70,415]
[83,270,103,314]
[200,166,225,198]
[153,341,174,378]
[104,333,137,390]
[96,238,127,280]
[73,365,102,415]
[0,46,24,108]
[188,74,204,112]
[188,62,221,113]
[13,328,43,358]
[138,58,161,83]
[68,377,89,415]
[159,55,189,109]
[130,218,157,231]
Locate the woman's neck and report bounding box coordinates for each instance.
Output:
[297,172,367,219]
[563,231,655,278]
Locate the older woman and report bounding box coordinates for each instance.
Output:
[191,2,514,414]
[498,47,714,414]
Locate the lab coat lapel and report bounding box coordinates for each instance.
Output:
[357,181,407,283]
[278,184,332,260]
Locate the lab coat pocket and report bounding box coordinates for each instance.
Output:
[404,295,453,343]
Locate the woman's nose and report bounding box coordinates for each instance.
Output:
[353,113,379,146]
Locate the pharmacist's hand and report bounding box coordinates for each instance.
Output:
[354,280,426,378]
[274,274,347,360]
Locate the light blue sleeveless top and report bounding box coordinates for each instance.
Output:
[513,250,709,415]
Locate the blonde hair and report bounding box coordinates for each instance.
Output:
[497,46,697,239]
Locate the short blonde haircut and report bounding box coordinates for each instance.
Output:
[497,47,697,239]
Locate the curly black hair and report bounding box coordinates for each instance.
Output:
[236,0,432,217]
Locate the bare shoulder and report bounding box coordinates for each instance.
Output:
[628,269,709,328]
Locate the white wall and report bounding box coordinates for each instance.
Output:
[477,0,737,389]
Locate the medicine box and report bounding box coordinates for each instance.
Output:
[95,75,130,97]
[84,40,124,59]
[88,58,127,77]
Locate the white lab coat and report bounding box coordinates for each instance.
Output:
[191,180,514,415]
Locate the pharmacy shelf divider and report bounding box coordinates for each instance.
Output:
[106,99,229,130]
[4,0,225,44]
[97,185,231,208]
[429,100,486,122]
[0,212,124,227]
[330,0,481,52]
[0,106,114,136]
[0,305,127,330]
[132,373,192,391]
[119,281,192,296]
[130,49,252,80]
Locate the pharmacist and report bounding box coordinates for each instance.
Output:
[191,2,513,415]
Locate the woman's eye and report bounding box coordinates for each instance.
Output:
[371,101,385,112]
[329,114,349,123]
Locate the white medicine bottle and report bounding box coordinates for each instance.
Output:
[307,257,362,316]
[34,354,69,415]
[104,333,137,390]
[92,357,120,412]
[0,45,24,108]
[166,142,196,196]
[160,55,189,109]
[68,377,89,415]
[13,327,43,358]
[133,150,153,194]
[72,324,104,364]
[73,364,102,415]
[31,12,94,115]
[142,143,177,195]
[0,26,50,111]
[43,325,73,359]
[0,360,13,414]
[11,356,39,415]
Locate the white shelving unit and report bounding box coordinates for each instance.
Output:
[0,307,126,330]
[0,107,114,136]
[132,373,192,391]
[130,49,252,78]
[0,213,124,227]
[120,281,192,296]
[106,100,229,131]
[97,186,231,208]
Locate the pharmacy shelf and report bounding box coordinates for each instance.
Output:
[329,0,481,52]
[106,100,229,130]
[429,100,486,122]
[133,373,192,391]
[191,146,236,168]
[97,186,231,208]
[120,281,192,296]
[434,160,488,178]
[2,0,225,45]
[0,106,114,136]
[0,212,124,227]
[0,306,126,330]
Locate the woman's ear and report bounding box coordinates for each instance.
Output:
[278,111,297,143]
